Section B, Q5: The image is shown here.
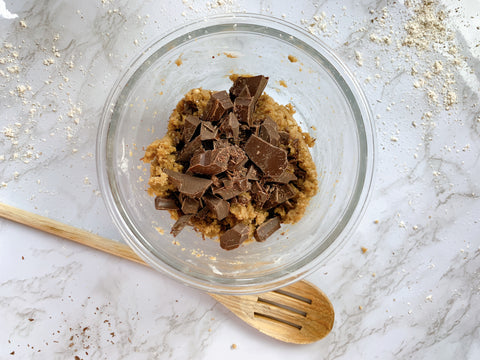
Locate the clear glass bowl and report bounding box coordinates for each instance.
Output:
[97,14,375,294]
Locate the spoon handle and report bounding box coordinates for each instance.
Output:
[0,202,147,266]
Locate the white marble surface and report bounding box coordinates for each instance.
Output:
[1,0,479,358]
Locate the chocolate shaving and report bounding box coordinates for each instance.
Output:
[254,217,281,242]
[220,223,249,250]
[164,169,212,198]
[154,196,179,210]
[226,145,248,171]
[244,134,288,177]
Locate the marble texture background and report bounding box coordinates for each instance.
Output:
[1,0,479,359]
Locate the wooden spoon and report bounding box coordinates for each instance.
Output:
[0,202,334,344]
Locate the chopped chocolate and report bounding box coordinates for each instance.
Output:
[193,206,210,221]
[183,115,200,142]
[181,197,200,214]
[227,145,248,171]
[236,85,251,99]
[251,181,270,208]
[246,165,260,181]
[259,116,280,146]
[218,112,240,140]
[213,175,250,200]
[244,134,288,177]
[204,194,230,220]
[254,217,281,242]
[278,131,290,145]
[230,75,269,104]
[200,121,218,140]
[263,184,297,210]
[177,136,203,163]
[220,223,249,250]
[164,169,212,198]
[154,196,179,210]
[171,215,192,237]
[188,147,229,175]
[234,96,254,126]
[204,90,233,122]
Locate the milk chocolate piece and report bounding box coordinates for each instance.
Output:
[204,91,233,122]
[164,169,212,198]
[154,196,179,210]
[220,223,249,250]
[259,116,280,146]
[188,148,229,175]
[244,134,288,177]
[204,194,230,220]
[200,121,218,140]
[171,214,192,237]
[218,112,240,140]
[234,96,254,126]
[181,197,200,214]
[177,136,203,163]
[237,84,251,99]
[246,165,259,181]
[251,181,270,208]
[213,175,250,200]
[278,131,290,145]
[183,115,200,142]
[254,216,281,242]
[230,75,269,104]
[263,184,296,209]
[227,145,248,171]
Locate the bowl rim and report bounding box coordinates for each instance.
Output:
[96,13,376,294]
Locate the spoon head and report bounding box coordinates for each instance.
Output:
[210,280,335,344]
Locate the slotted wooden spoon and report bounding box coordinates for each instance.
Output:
[0,202,334,344]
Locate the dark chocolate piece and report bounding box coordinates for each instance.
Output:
[244,134,288,177]
[234,96,254,126]
[187,148,229,175]
[259,116,280,146]
[204,90,233,122]
[181,197,200,214]
[200,121,218,140]
[218,112,240,140]
[220,223,249,250]
[183,115,200,142]
[164,169,212,198]
[154,196,179,210]
[254,217,281,242]
[171,214,192,237]
[204,194,230,220]
[230,75,269,104]
[177,136,203,163]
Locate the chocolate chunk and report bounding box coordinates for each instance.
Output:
[230,75,269,104]
[218,112,240,140]
[213,176,250,200]
[200,121,218,140]
[244,134,288,177]
[177,136,203,163]
[154,196,179,210]
[246,165,259,181]
[266,164,297,184]
[254,217,281,242]
[237,85,251,99]
[204,90,233,122]
[227,145,248,171]
[251,181,270,208]
[259,116,280,146]
[181,197,200,214]
[234,96,254,126]
[188,147,229,175]
[220,223,249,250]
[164,169,212,198]
[183,115,200,142]
[171,214,192,237]
[263,184,296,209]
[204,194,230,220]
[278,131,290,145]
[193,206,210,221]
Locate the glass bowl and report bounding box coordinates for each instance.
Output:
[97,14,375,294]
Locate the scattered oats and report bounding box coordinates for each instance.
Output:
[7,65,19,74]
[372,273,376,277]
[432,60,443,74]
[281,13,286,18]
[155,227,165,235]
[390,136,398,142]
[414,153,418,159]
[413,78,425,88]
[432,170,440,176]
[358,305,363,310]
[181,11,186,17]
[19,20,27,28]
[43,58,55,66]
[83,177,91,185]
[408,310,412,314]
[13,171,20,179]
[1,182,7,188]
[399,221,406,228]
[133,39,139,46]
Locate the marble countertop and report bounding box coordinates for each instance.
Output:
[1,0,479,359]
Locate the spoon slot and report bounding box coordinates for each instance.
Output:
[273,289,312,304]
[253,312,302,330]
[257,297,307,317]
